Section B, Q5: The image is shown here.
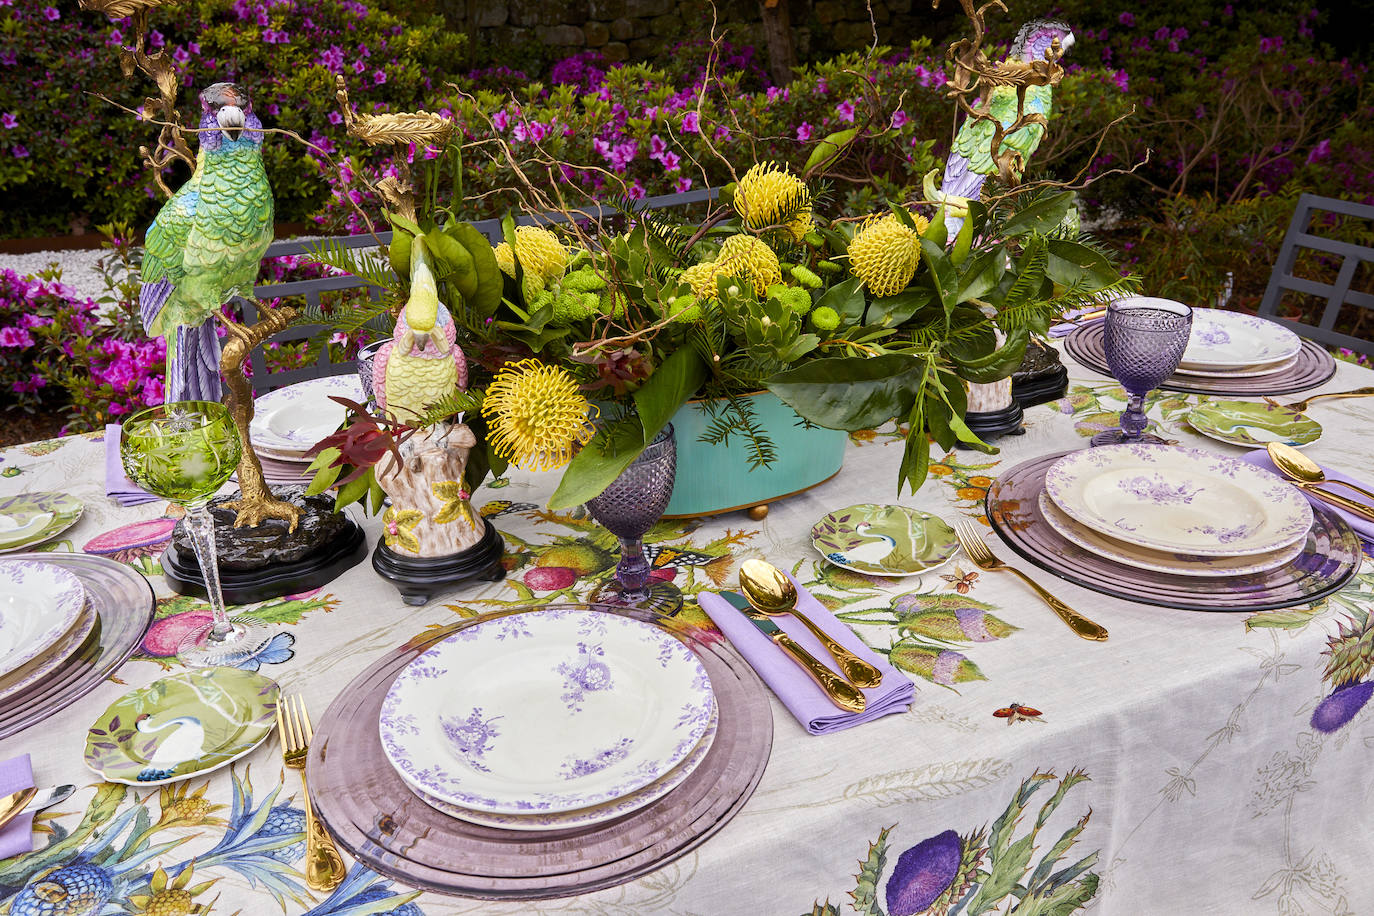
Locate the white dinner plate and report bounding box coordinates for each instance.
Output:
[1179,311,1302,370]
[0,560,88,679]
[1171,354,1299,379]
[379,608,715,815]
[1036,492,1306,577]
[407,701,719,831]
[1044,444,1312,557]
[249,375,362,453]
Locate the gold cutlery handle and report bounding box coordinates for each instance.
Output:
[1317,478,1374,504]
[793,614,883,688]
[1304,386,1374,407]
[1299,482,1374,522]
[299,770,346,892]
[1003,566,1109,641]
[773,632,867,712]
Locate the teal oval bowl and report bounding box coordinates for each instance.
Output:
[664,392,847,517]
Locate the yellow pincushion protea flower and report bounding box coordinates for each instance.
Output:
[681,261,725,299]
[735,162,815,242]
[716,234,783,296]
[494,241,516,278]
[847,211,930,298]
[482,359,598,472]
[493,228,568,283]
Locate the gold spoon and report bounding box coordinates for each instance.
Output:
[1267,442,1374,504]
[738,559,883,688]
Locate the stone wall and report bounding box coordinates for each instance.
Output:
[441,0,947,66]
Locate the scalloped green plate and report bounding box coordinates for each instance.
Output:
[1186,400,1322,449]
[811,504,959,576]
[84,668,279,786]
[0,492,83,554]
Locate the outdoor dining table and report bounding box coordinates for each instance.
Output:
[1,349,1372,915]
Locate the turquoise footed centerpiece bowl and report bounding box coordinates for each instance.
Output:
[664,391,847,518]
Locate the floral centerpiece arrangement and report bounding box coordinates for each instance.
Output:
[301,5,1135,518]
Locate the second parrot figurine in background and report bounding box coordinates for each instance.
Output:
[141,82,274,402]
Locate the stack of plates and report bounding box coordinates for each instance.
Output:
[307,604,773,900]
[0,554,155,739]
[986,445,1361,612]
[379,607,718,831]
[247,375,363,486]
[1065,310,1336,396]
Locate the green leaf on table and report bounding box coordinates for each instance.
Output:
[1244,607,1323,631]
[1000,191,1074,237]
[548,420,645,510]
[767,354,928,431]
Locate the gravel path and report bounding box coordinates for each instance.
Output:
[0,248,111,300]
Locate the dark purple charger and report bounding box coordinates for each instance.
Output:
[1064,320,1336,396]
[986,452,1361,612]
[307,604,773,900]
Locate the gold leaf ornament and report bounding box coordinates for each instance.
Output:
[431,481,475,526]
[383,506,425,553]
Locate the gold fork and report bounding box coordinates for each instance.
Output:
[954,520,1109,642]
[277,694,346,892]
[1267,386,1374,414]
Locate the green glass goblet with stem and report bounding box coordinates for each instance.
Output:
[121,400,273,667]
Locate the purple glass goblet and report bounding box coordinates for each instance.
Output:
[586,424,683,615]
[1090,297,1193,447]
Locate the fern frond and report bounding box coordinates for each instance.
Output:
[291,298,399,366]
[693,392,777,469]
[303,239,400,294]
[405,388,485,429]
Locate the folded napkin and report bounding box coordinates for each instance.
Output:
[105,424,159,507]
[0,754,35,859]
[1243,451,1374,543]
[1048,308,1105,338]
[698,572,914,735]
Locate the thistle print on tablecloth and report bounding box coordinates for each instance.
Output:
[808,769,1099,916]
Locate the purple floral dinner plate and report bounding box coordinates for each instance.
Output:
[1064,321,1336,396]
[987,452,1361,612]
[380,608,715,815]
[308,604,772,900]
[0,560,86,678]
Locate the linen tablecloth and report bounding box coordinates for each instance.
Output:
[1,355,1371,915]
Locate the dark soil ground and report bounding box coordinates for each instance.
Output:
[0,412,67,449]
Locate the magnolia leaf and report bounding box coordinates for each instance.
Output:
[804,127,860,176]
[814,277,865,325]
[866,288,932,328]
[898,394,929,495]
[768,355,928,431]
[924,204,948,248]
[633,346,708,445]
[1046,238,1124,292]
[951,327,1030,384]
[959,248,1005,302]
[1000,191,1074,237]
[548,422,646,510]
[921,238,959,315]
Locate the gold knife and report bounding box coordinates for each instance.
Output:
[721,592,866,712]
[0,786,37,833]
[1295,480,1374,523]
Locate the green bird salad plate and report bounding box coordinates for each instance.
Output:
[811,504,959,576]
[84,668,280,786]
[0,492,83,554]
[1186,400,1322,449]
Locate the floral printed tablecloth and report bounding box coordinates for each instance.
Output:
[2,355,1373,916]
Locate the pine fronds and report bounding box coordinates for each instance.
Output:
[291,298,398,367]
[303,239,401,294]
[695,392,777,470]
[405,388,485,429]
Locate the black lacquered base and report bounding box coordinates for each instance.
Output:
[372,521,506,606]
[1013,362,1069,409]
[958,401,1026,447]
[162,519,367,605]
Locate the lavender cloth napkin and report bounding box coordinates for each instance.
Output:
[1048,309,1105,338]
[698,572,914,735]
[104,424,158,507]
[1242,451,1374,543]
[0,754,35,859]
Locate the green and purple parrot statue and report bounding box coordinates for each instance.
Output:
[140,82,274,402]
[933,18,1075,236]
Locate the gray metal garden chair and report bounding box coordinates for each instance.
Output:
[1256,193,1374,357]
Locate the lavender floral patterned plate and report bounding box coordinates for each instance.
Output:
[0,560,87,679]
[988,453,1360,612]
[249,375,361,455]
[380,608,715,815]
[1044,445,1312,556]
[1180,310,1302,370]
[407,701,719,831]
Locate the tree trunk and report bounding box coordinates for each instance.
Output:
[377,423,486,558]
[759,0,796,88]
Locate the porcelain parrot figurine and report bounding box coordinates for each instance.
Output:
[374,236,469,422]
[140,82,274,402]
[927,18,1075,235]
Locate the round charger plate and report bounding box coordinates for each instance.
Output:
[811,504,959,576]
[987,452,1360,612]
[1181,310,1302,370]
[308,604,772,900]
[0,553,156,741]
[1036,492,1306,578]
[0,492,84,555]
[0,560,87,678]
[380,608,715,815]
[0,598,98,704]
[84,668,279,786]
[1172,355,1299,379]
[408,702,719,832]
[249,375,362,453]
[1063,322,1336,396]
[1185,400,1322,449]
[1043,444,1312,556]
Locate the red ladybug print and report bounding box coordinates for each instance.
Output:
[992,702,1045,725]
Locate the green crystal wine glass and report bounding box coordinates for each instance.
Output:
[121,401,273,667]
